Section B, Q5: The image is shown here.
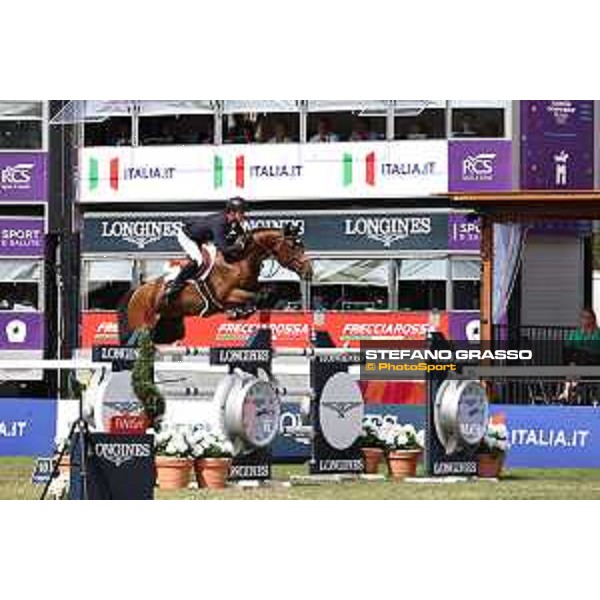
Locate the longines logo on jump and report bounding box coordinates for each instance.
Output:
[100,220,184,249]
[93,442,152,467]
[344,216,432,248]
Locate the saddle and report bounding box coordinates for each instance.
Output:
[165,244,218,284]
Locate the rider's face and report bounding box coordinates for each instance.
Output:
[227,210,245,222]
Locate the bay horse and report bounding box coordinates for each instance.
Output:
[119,225,312,345]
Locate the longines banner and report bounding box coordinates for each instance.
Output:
[83,212,450,253]
[78,141,449,202]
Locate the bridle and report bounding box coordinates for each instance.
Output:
[248,229,310,275]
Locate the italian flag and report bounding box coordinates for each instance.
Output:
[343,152,376,187]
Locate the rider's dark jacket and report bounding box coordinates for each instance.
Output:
[184,213,246,262]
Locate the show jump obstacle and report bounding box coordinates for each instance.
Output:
[92,329,366,481]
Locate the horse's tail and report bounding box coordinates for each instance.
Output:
[117,288,135,345]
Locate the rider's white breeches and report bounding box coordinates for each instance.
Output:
[177,230,204,264]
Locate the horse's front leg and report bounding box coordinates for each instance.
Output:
[224,288,258,320]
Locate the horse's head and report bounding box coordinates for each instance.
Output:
[251,226,312,280]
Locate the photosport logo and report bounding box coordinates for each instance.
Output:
[343,216,432,248]
[461,152,497,183]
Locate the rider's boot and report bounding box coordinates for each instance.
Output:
[163,261,199,307]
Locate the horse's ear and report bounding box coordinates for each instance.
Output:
[284,223,301,239]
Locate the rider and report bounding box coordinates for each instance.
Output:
[163,197,249,305]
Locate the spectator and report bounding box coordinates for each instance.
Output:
[310,117,339,143]
[226,114,255,144]
[144,120,175,145]
[349,116,378,141]
[269,119,291,143]
[113,121,131,146]
[455,113,479,137]
[565,308,600,363]
[406,122,428,140]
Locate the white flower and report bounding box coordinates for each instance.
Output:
[403,424,417,438]
[416,430,425,448]
[165,441,178,456]
[395,432,409,448]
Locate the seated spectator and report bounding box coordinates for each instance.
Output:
[310,117,339,143]
[406,122,428,140]
[144,120,176,145]
[226,114,255,144]
[349,116,378,141]
[559,308,600,402]
[113,122,131,146]
[454,113,479,137]
[565,308,600,364]
[269,119,291,143]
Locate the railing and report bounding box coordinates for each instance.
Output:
[491,325,600,406]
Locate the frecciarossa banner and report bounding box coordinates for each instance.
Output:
[79,141,448,202]
[81,311,450,349]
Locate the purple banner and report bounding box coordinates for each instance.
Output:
[449,140,513,192]
[448,214,481,250]
[448,312,480,342]
[0,219,44,257]
[0,153,47,202]
[0,313,43,350]
[521,101,594,190]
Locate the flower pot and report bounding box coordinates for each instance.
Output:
[387,450,422,481]
[196,458,232,490]
[478,453,505,479]
[155,456,191,490]
[361,447,384,475]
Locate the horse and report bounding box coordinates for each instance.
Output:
[118,225,312,345]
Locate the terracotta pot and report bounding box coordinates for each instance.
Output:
[478,453,505,479]
[196,458,232,490]
[387,450,422,481]
[361,447,384,475]
[155,456,191,490]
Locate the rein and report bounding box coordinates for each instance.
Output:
[248,230,305,273]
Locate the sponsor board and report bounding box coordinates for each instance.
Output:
[83,211,450,253]
[0,313,44,350]
[0,218,44,256]
[490,405,600,469]
[0,153,47,202]
[0,399,56,456]
[81,310,452,349]
[449,140,513,192]
[521,100,594,190]
[448,214,480,251]
[69,433,154,500]
[276,404,600,468]
[79,141,448,202]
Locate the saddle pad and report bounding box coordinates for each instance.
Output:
[164,244,217,283]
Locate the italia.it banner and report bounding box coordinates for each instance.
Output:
[79,141,449,202]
